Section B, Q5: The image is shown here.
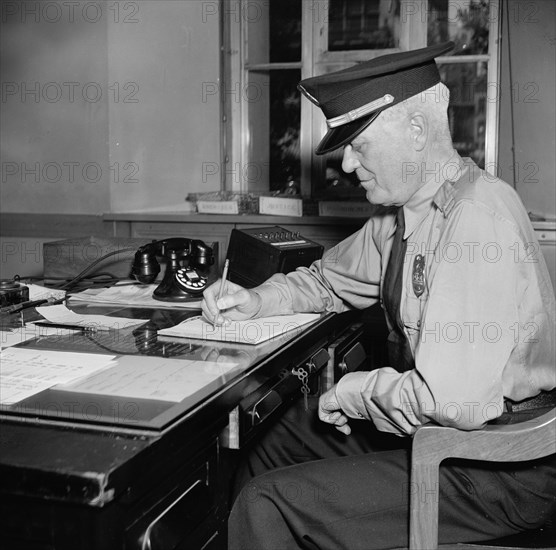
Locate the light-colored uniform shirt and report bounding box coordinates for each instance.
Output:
[253,156,556,435]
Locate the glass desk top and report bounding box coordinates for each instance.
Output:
[1,303,322,433]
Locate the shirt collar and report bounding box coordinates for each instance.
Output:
[432,156,482,217]
[402,152,463,239]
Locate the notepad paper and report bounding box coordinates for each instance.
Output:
[157,313,321,345]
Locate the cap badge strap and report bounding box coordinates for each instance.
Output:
[326,93,394,129]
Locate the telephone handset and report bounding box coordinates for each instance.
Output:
[130,238,214,302]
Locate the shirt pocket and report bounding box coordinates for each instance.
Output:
[403,295,423,335]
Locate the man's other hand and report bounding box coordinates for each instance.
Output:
[318,386,351,435]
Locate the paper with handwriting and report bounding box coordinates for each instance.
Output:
[57,355,240,402]
[0,347,116,405]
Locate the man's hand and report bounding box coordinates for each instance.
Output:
[201,279,262,325]
[318,386,351,435]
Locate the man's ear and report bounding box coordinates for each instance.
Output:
[409,112,427,151]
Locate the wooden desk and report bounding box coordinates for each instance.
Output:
[0,304,371,550]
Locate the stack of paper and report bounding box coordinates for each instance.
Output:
[157,313,320,345]
[25,283,66,302]
[69,283,201,309]
[35,304,149,331]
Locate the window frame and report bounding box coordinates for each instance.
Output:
[222,0,501,197]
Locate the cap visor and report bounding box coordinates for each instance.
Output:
[315,111,380,155]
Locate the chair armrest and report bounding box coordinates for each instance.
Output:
[413,407,556,465]
[409,408,555,550]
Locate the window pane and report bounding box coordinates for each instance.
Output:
[269,70,301,192]
[247,69,301,194]
[247,0,301,64]
[270,0,301,62]
[428,0,490,55]
[440,62,488,168]
[319,149,363,199]
[328,0,399,51]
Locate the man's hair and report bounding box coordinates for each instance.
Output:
[380,82,452,146]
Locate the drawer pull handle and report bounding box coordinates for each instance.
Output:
[141,479,203,550]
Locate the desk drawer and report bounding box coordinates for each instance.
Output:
[126,443,220,550]
[321,322,369,391]
[237,347,330,444]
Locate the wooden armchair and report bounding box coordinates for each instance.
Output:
[409,407,556,550]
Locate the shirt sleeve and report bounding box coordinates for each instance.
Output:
[253,219,384,318]
[336,200,522,435]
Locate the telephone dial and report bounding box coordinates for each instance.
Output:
[130,238,214,302]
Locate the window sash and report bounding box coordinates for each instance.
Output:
[224,0,501,197]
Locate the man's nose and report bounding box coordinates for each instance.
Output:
[342,145,360,173]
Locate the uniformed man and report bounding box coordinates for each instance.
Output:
[202,42,556,550]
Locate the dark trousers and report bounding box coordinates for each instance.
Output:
[228,397,556,550]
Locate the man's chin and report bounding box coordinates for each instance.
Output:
[365,188,386,206]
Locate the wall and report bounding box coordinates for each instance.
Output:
[0,0,221,217]
[0,0,221,278]
[498,0,556,221]
[0,0,111,214]
[107,0,221,211]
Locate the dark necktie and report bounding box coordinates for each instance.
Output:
[382,208,415,372]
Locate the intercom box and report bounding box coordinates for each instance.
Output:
[43,236,218,284]
[226,226,324,288]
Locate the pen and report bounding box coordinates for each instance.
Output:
[0,297,65,315]
[32,322,98,333]
[218,259,230,302]
[214,259,230,325]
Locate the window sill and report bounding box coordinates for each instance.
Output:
[102,211,366,226]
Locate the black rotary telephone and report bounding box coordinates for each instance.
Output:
[130,238,214,302]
